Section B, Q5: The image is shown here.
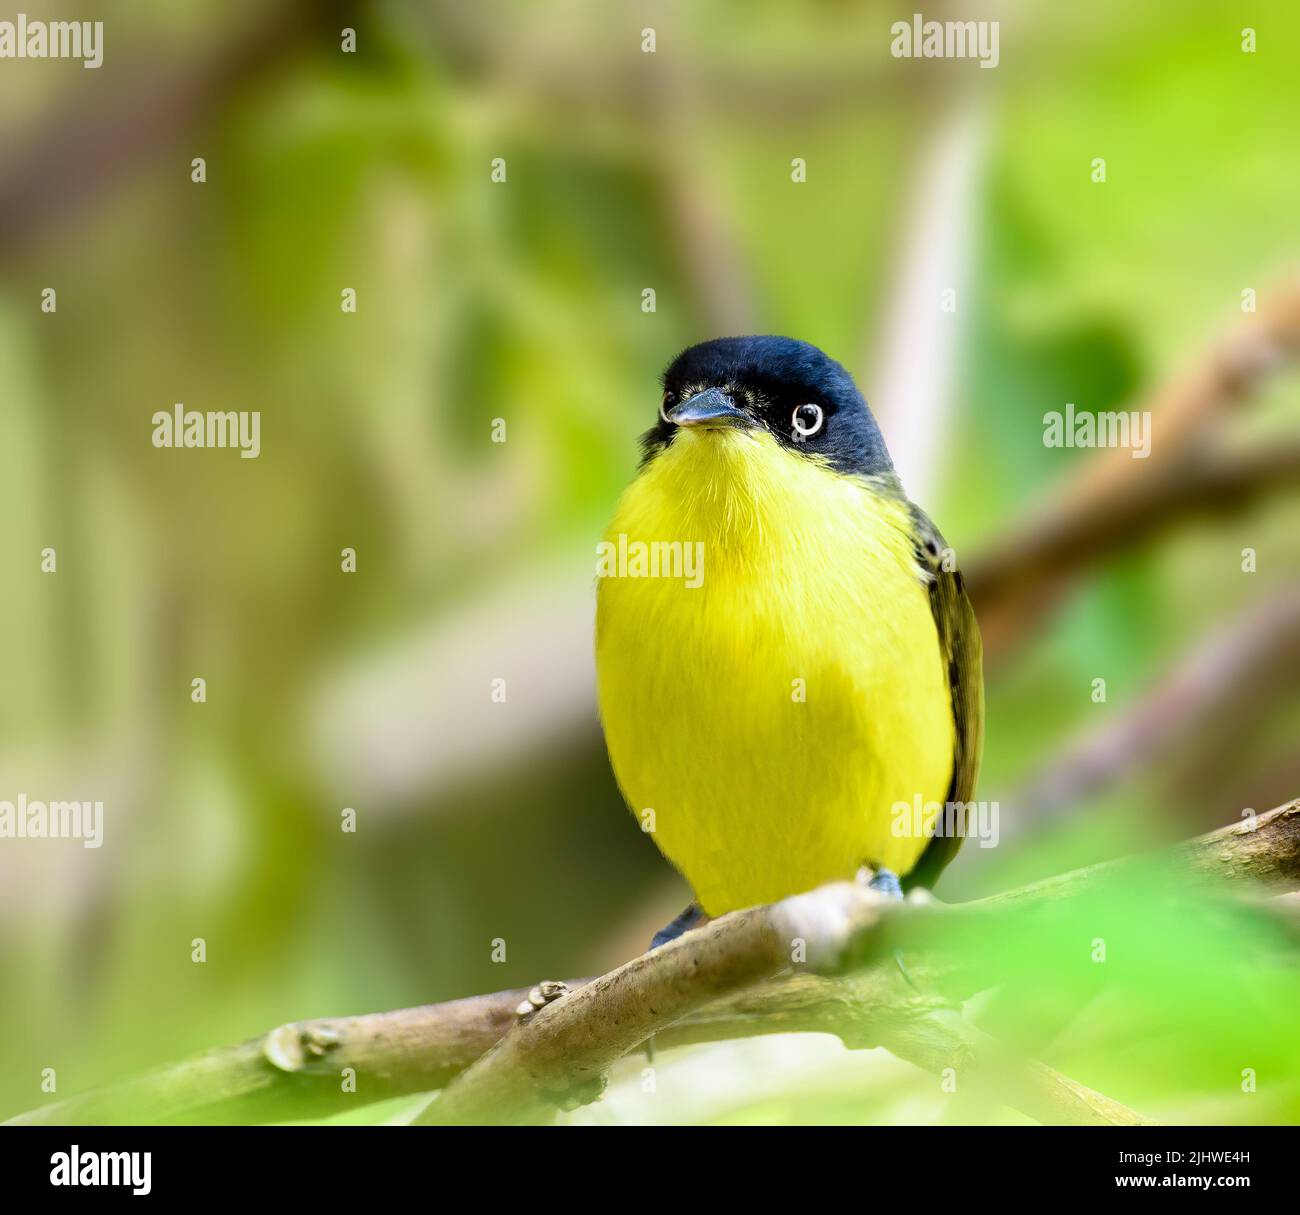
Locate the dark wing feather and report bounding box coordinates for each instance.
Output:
[902,503,985,890]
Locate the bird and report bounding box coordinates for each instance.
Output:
[595,336,983,948]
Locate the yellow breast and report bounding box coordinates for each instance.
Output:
[596,427,955,915]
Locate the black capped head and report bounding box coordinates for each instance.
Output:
[641,335,894,477]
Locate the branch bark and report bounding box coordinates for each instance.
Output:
[9,799,1298,1128]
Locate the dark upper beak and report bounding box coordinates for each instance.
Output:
[665,387,752,429]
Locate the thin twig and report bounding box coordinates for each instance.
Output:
[967,441,1300,663]
[0,2,315,262]
[1006,588,1300,833]
[966,275,1300,663]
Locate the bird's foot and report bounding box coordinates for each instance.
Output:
[650,902,706,950]
[514,979,570,1024]
[855,865,919,991]
[855,865,904,900]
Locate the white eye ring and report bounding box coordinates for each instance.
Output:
[660,392,674,424]
[792,403,824,437]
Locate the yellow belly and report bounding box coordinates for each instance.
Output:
[596,427,955,916]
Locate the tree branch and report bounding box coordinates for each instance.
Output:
[9,799,1298,1127]
[965,275,1300,663]
[967,441,1300,663]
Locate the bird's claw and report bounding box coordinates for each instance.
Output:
[855,865,904,900]
[649,901,707,950]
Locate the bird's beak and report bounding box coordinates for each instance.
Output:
[666,387,753,430]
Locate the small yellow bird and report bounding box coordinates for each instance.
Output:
[596,337,983,946]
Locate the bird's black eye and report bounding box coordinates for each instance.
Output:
[792,403,824,438]
[660,392,674,424]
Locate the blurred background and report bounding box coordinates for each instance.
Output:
[1,0,1298,1125]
